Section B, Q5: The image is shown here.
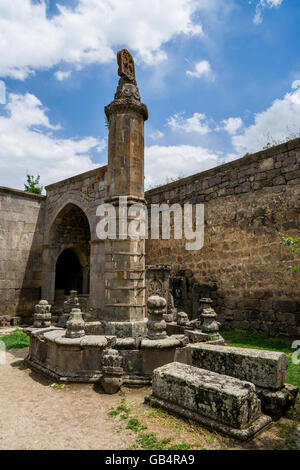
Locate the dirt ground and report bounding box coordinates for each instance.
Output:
[0,348,299,450]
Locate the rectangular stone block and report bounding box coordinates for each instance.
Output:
[183,343,288,391]
[146,362,271,440]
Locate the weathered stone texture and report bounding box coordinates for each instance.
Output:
[146,362,271,439]
[0,187,45,318]
[151,362,261,430]
[103,58,148,323]
[145,139,300,335]
[180,343,288,390]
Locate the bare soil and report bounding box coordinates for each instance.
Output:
[0,348,299,450]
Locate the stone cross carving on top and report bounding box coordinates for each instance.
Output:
[117,49,136,82]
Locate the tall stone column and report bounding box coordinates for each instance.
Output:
[103,50,148,335]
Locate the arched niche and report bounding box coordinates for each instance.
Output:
[43,203,91,305]
[55,249,84,295]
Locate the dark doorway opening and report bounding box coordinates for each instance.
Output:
[55,249,83,295]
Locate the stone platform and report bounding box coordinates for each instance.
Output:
[23,326,187,386]
[23,327,114,382]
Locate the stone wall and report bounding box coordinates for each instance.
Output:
[0,187,45,318]
[145,139,300,336]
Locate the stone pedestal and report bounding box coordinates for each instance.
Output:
[147,295,167,340]
[101,349,124,394]
[33,300,52,328]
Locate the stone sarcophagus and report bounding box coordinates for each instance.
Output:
[145,362,272,441]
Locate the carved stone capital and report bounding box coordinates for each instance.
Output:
[105,100,148,121]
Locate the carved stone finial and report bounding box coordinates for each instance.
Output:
[177,311,190,327]
[188,298,214,330]
[117,49,135,82]
[65,308,85,339]
[199,298,213,312]
[33,300,52,328]
[201,307,220,334]
[105,49,148,121]
[147,295,167,340]
[58,290,80,328]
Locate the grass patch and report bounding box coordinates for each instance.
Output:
[109,398,195,451]
[134,433,172,450]
[0,329,29,349]
[108,398,132,419]
[221,329,300,389]
[126,417,147,433]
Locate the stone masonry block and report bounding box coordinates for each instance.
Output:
[145,362,271,441]
[182,343,288,391]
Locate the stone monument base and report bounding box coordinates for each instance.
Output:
[23,326,187,386]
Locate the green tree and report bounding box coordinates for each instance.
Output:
[281,234,300,272]
[24,174,43,195]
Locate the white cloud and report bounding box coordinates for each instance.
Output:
[292,80,300,90]
[253,0,284,24]
[186,60,213,79]
[265,0,283,5]
[168,112,211,135]
[0,92,105,190]
[54,70,72,81]
[149,130,164,140]
[220,117,243,135]
[0,81,6,105]
[145,145,220,187]
[0,0,205,79]
[231,85,300,155]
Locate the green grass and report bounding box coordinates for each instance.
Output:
[126,417,147,433]
[221,329,300,389]
[109,398,195,450]
[108,398,132,419]
[0,329,29,349]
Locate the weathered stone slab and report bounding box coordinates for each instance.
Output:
[145,362,271,440]
[179,343,288,390]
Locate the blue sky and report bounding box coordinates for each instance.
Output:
[0,0,299,190]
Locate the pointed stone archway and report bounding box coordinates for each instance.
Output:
[42,203,91,307]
